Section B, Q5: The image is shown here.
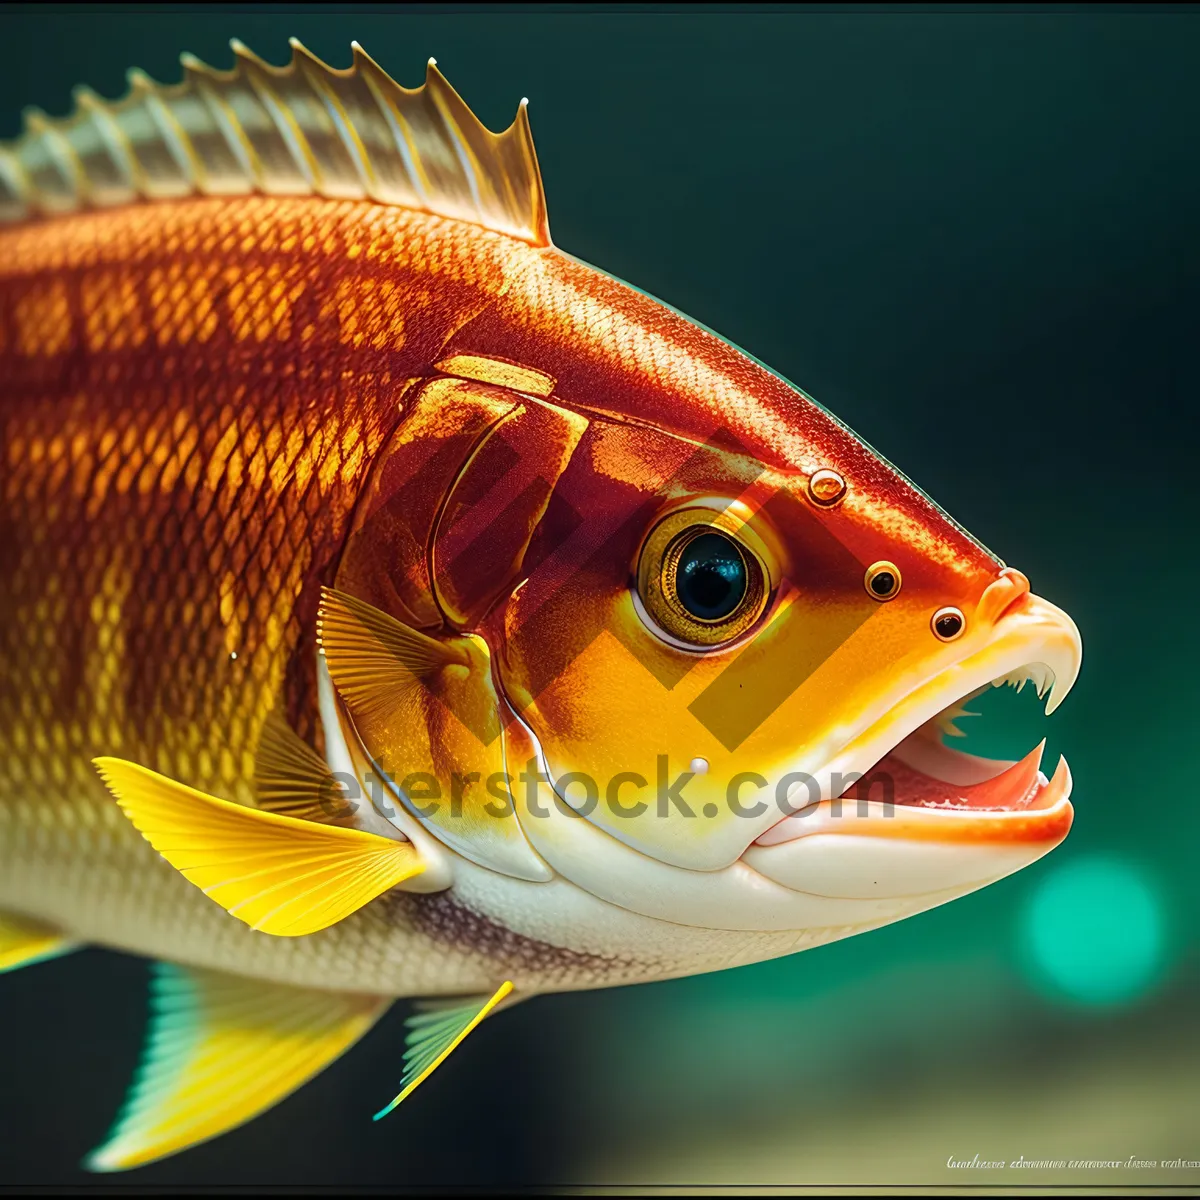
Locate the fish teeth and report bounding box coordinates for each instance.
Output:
[934,699,981,739]
[1045,672,1061,714]
[988,662,1057,706]
[1036,664,1054,701]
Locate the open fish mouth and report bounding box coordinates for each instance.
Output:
[750,587,1081,884]
[844,667,1064,814]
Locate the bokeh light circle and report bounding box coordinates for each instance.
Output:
[1019,855,1168,1008]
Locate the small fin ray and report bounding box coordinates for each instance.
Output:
[94,757,423,936]
[254,707,354,825]
[373,980,513,1120]
[86,962,390,1172]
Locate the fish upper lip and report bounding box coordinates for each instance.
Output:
[754,590,1082,847]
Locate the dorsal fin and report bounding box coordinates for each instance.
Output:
[0,38,551,245]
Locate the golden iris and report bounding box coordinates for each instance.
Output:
[637,510,768,647]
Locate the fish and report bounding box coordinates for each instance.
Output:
[0,37,1083,1171]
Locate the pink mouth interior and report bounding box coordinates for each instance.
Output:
[841,734,1047,812]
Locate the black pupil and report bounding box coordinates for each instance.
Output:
[937,612,962,637]
[675,532,747,621]
[870,570,896,596]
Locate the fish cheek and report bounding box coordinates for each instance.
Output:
[498,566,781,869]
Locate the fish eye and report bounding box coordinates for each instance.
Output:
[636,511,768,648]
[864,560,902,601]
[675,532,747,620]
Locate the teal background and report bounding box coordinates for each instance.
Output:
[1,3,1197,1189]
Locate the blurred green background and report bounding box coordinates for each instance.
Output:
[1,2,1197,1191]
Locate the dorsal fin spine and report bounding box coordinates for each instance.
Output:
[231,42,329,192]
[0,149,30,221]
[427,68,486,219]
[247,72,320,190]
[25,111,84,205]
[293,48,376,196]
[0,38,550,245]
[185,70,261,189]
[355,50,433,206]
[73,87,141,194]
[135,75,201,191]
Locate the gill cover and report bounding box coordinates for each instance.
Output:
[327,372,590,881]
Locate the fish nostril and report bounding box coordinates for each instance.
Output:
[932,606,965,641]
[864,561,902,600]
[807,468,846,507]
[977,568,1032,625]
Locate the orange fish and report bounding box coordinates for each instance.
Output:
[0,39,1082,1170]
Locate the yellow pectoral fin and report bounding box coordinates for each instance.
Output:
[373,981,515,1120]
[87,963,390,1172]
[0,912,78,974]
[94,757,423,937]
[317,585,470,714]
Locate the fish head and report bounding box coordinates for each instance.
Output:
[481,291,1082,932]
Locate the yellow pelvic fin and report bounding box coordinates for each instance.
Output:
[0,39,551,245]
[317,585,468,722]
[86,962,390,1172]
[94,757,423,937]
[254,707,356,825]
[0,912,78,974]
[373,980,514,1120]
